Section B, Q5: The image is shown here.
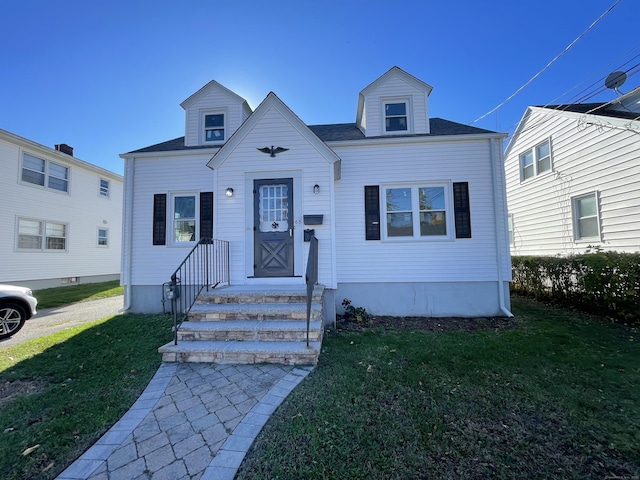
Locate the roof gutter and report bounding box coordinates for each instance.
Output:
[489,136,513,317]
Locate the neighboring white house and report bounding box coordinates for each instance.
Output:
[505,87,640,256]
[121,67,511,319]
[0,129,123,289]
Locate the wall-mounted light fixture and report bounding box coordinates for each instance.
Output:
[313,184,320,194]
[225,187,234,197]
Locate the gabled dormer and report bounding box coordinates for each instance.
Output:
[355,67,433,137]
[180,80,253,147]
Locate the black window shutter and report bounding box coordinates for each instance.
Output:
[200,192,214,241]
[453,182,471,238]
[152,194,167,245]
[364,186,381,240]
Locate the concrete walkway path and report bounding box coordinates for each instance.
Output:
[57,363,312,480]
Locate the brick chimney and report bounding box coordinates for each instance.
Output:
[55,144,74,156]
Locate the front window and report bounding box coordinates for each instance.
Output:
[204,113,225,142]
[520,138,552,181]
[383,184,450,240]
[18,218,67,251]
[573,193,600,241]
[173,194,196,243]
[21,153,69,193]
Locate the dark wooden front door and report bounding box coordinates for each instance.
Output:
[254,178,294,277]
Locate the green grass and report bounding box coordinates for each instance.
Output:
[237,296,640,479]
[33,280,124,309]
[0,313,173,480]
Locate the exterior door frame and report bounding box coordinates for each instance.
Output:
[244,170,303,283]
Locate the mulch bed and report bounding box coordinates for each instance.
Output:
[335,315,518,333]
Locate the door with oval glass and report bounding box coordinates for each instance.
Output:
[254,178,294,277]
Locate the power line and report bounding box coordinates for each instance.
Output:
[471,0,623,125]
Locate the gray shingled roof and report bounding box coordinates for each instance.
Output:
[540,103,639,121]
[126,118,497,154]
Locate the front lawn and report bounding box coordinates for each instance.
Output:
[0,313,173,480]
[237,296,640,479]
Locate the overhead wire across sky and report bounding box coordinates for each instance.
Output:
[470,0,624,126]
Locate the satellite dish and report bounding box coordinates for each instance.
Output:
[605,71,627,94]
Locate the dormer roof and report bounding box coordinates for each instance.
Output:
[180,79,251,111]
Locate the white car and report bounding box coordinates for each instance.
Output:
[0,285,38,339]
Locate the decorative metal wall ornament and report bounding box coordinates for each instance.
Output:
[257,146,289,157]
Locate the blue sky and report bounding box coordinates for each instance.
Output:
[2,0,638,175]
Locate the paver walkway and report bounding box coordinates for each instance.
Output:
[57,363,312,480]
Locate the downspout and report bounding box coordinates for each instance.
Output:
[120,156,135,312]
[489,137,514,317]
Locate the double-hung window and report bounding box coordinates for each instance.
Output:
[99,178,110,197]
[172,194,197,244]
[385,102,408,132]
[383,184,450,240]
[204,113,225,142]
[519,138,552,181]
[21,153,69,192]
[572,192,600,241]
[18,218,67,251]
[98,228,109,246]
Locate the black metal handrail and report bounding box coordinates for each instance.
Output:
[163,238,229,345]
[305,233,319,346]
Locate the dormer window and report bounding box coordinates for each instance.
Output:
[384,99,410,133]
[204,113,225,142]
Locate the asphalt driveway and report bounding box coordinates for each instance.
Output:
[0,295,124,350]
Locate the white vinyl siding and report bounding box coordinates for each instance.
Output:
[334,138,509,283]
[505,107,640,255]
[127,155,215,285]
[360,75,429,136]
[0,131,123,284]
[182,83,251,147]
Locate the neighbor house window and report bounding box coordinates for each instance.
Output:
[519,138,552,181]
[99,178,110,197]
[383,184,450,240]
[384,101,409,133]
[572,192,600,241]
[172,194,197,243]
[98,228,108,246]
[17,218,67,251]
[21,153,69,192]
[204,113,225,142]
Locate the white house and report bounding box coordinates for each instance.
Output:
[505,87,640,256]
[121,67,512,320]
[0,129,123,289]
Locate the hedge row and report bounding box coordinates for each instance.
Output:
[511,252,640,322]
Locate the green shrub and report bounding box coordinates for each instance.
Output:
[511,252,639,322]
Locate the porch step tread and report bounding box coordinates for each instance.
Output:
[159,340,321,354]
[189,302,321,316]
[179,320,322,332]
[198,285,324,303]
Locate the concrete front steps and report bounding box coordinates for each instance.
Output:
[159,285,325,366]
